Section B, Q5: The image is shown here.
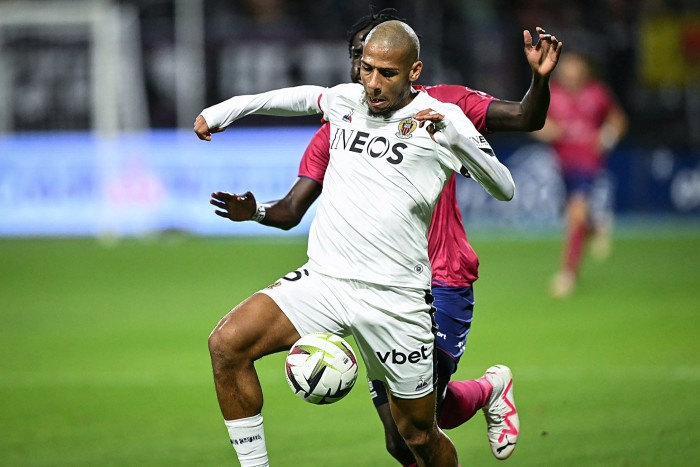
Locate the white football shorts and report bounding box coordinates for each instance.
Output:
[260,265,435,399]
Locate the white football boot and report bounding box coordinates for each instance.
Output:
[483,365,520,460]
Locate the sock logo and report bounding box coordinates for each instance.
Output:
[231,434,262,446]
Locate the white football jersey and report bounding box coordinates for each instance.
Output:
[308,83,493,289]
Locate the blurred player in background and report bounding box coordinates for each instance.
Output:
[207,8,561,466]
[197,19,515,466]
[534,51,628,299]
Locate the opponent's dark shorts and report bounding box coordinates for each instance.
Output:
[563,171,597,197]
[432,285,474,363]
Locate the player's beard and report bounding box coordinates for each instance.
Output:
[363,89,416,119]
[363,93,398,119]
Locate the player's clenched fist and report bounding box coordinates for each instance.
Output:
[194,114,225,141]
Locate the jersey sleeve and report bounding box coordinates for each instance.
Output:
[423,85,497,134]
[200,85,324,129]
[298,123,331,185]
[433,104,514,201]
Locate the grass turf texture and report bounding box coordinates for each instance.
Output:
[1,231,699,466]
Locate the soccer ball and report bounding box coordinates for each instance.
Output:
[285,332,359,405]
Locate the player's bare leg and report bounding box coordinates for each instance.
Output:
[591,211,613,261]
[551,193,589,298]
[373,371,462,465]
[375,402,416,465]
[209,293,300,418]
[389,392,458,467]
[208,293,301,465]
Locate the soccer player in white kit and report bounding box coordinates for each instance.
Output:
[197,21,514,467]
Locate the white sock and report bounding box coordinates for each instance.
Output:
[225,414,269,467]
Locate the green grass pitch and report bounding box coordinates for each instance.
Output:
[1,229,699,466]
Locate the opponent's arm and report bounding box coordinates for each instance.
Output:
[486,27,563,132]
[416,109,515,201]
[194,85,324,141]
[598,103,628,154]
[210,177,322,230]
[209,122,329,229]
[531,116,561,143]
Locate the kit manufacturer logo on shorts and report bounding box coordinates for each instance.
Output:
[395,117,417,139]
[415,376,429,391]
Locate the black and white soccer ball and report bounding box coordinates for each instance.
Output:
[285,332,359,405]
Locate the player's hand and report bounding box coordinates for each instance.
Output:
[414,108,446,141]
[210,191,257,221]
[524,26,563,79]
[194,114,226,141]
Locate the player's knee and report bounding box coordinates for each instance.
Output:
[567,196,589,224]
[208,324,248,368]
[396,423,434,455]
[207,327,229,364]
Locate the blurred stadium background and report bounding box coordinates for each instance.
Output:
[1,0,699,466]
[1,0,700,235]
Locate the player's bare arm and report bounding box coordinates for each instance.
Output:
[532,117,563,143]
[486,26,563,132]
[210,178,321,230]
[269,177,322,229]
[598,103,629,154]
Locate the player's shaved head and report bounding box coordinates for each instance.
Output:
[360,19,423,116]
[364,20,420,65]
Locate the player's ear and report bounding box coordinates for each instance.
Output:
[409,61,423,82]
